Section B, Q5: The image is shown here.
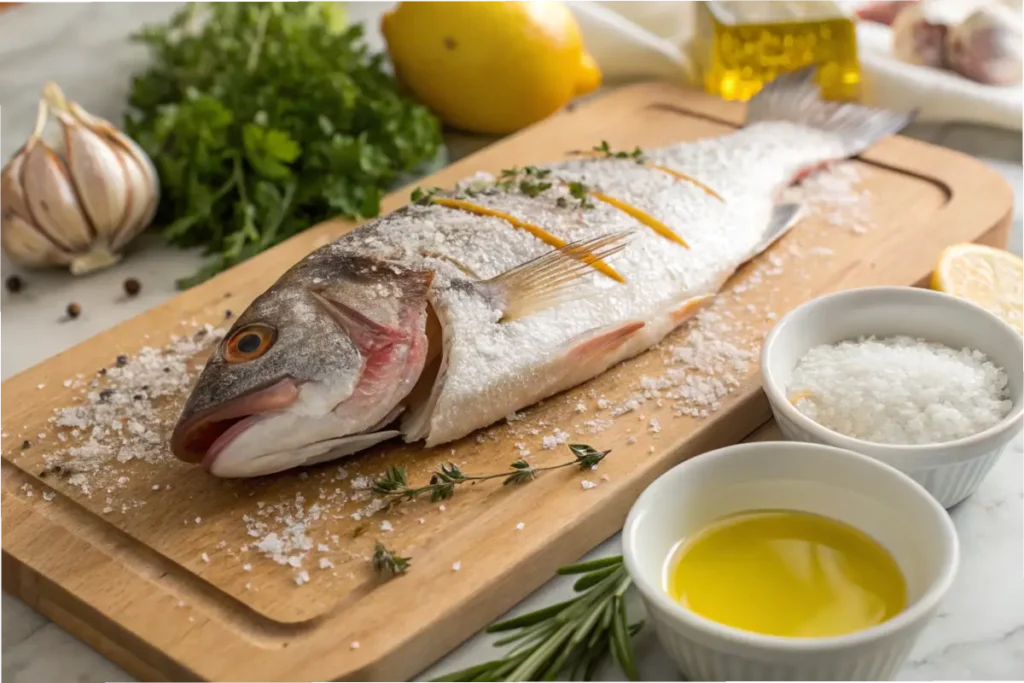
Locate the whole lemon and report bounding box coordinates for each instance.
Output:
[381,1,601,135]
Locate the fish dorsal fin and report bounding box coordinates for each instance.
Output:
[482,230,634,323]
[751,203,802,258]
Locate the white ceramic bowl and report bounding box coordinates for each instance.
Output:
[761,286,1024,509]
[623,441,959,681]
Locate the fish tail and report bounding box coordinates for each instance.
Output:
[747,66,915,157]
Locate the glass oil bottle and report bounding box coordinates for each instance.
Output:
[695,1,862,102]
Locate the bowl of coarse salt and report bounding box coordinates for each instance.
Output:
[761,286,1023,509]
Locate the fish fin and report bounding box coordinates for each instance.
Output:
[750,203,802,259]
[670,294,715,326]
[747,66,915,156]
[565,320,646,366]
[482,230,634,323]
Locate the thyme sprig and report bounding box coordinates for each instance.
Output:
[372,444,610,504]
[592,140,646,163]
[371,541,411,578]
[433,556,641,682]
[569,140,646,164]
[410,186,443,205]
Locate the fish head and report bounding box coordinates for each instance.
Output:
[170,250,434,478]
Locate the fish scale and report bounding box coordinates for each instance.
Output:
[171,69,913,477]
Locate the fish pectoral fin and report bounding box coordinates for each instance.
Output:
[309,289,408,351]
[670,293,715,326]
[565,320,646,366]
[482,230,634,323]
[751,203,802,259]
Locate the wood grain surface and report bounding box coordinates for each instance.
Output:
[1,82,1014,682]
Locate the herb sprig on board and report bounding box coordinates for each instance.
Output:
[125,2,443,288]
[372,444,610,503]
[434,556,641,681]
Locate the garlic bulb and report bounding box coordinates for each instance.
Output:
[1,82,159,275]
[891,2,950,69]
[947,4,1024,85]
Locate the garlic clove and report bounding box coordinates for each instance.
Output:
[20,141,95,252]
[56,107,130,241]
[1,146,36,222]
[947,4,1024,85]
[0,210,71,268]
[66,101,160,250]
[110,148,153,251]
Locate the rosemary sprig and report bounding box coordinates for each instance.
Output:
[371,541,411,578]
[433,556,641,682]
[372,444,610,504]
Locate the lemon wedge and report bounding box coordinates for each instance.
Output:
[932,242,1023,334]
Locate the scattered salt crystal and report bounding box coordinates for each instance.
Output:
[789,335,1011,445]
[581,480,597,490]
[541,429,569,449]
[152,485,161,491]
[515,522,525,531]
[648,417,661,434]
[380,520,394,532]
[350,641,360,650]
[439,504,446,512]
[37,384,45,390]
[319,558,334,569]
[575,402,587,413]
[194,517,202,524]
[63,379,73,388]
[295,570,310,586]
[626,436,638,445]
[42,491,55,501]
[242,564,252,572]
[418,518,426,525]
[317,543,330,552]
[177,601,185,608]
[452,561,462,571]
[200,553,210,564]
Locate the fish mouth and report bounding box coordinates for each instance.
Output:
[170,378,301,467]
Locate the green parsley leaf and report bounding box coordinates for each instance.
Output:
[125,2,443,288]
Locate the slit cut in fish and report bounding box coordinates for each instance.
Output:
[432,197,625,282]
[171,66,913,477]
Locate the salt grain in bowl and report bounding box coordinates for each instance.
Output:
[787,335,1013,445]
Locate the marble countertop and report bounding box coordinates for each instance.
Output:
[2,3,1022,682]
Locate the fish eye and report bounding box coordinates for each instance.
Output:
[223,324,276,364]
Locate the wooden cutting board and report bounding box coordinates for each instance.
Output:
[1,82,1014,682]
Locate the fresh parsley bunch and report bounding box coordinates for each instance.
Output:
[124,2,443,288]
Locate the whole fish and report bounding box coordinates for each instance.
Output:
[171,70,910,477]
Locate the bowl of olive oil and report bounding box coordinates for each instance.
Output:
[622,441,958,681]
[695,0,861,102]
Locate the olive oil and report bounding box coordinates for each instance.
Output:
[697,1,861,102]
[667,510,907,638]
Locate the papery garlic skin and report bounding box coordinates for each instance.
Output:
[0,82,160,275]
[947,4,1024,85]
